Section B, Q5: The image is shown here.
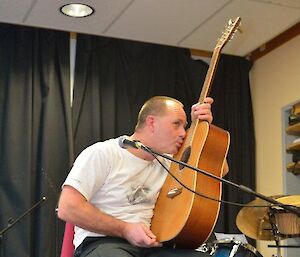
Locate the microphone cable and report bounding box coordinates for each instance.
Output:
[119,137,299,211]
[147,147,288,209]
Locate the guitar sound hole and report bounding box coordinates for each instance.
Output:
[179,146,191,170]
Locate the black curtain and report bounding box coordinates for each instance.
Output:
[73,36,207,155]
[73,35,255,240]
[211,55,255,237]
[0,24,72,257]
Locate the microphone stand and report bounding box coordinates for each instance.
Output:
[139,145,300,216]
[0,197,46,257]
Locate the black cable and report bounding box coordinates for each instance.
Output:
[145,147,294,209]
[152,153,274,208]
[122,138,300,213]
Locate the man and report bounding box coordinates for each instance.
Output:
[58,96,214,257]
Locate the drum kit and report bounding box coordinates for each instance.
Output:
[199,195,300,257]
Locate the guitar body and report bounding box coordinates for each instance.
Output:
[151,122,230,248]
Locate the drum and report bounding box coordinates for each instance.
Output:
[272,195,300,237]
[274,210,300,236]
[212,240,263,257]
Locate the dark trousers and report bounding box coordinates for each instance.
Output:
[74,237,211,257]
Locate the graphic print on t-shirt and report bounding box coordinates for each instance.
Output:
[127,183,151,205]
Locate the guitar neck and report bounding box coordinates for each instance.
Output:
[198,48,221,104]
[189,17,241,138]
[189,47,221,136]
[198,16,241,104]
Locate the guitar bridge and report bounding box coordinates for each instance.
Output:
[167,187,182,198]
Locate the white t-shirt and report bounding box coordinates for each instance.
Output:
[63,136,169,249]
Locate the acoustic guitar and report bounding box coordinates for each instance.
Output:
[151,17,241,249]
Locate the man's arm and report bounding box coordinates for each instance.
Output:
[57,185,161,248]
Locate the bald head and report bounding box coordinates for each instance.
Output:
[135,96,183,131]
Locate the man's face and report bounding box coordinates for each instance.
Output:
[151,101,187,154]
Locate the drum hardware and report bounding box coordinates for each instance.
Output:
[236,195,300,240]
[268,208,282,257]
[195,242,211,254]
[211,239,241,257]
[268,205,300,256]
[268,245,300,248]
[236,195,283,241]
[208,239,263,257]
[269,196,300,237]
[196,240,243,256]
[212,239,243,257]
[229,243,239,257]
[198,195,299,256]
[236,195,300,257]
[268,242,300,257]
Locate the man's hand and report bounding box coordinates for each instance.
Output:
[122,222,162,248]
[191,97,213,123]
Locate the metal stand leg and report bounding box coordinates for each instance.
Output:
[0,197,46,257]
[229,242,240,257]
[268,208,282,257]
[0,235,3,257]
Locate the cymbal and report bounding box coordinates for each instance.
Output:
[276,195,300,207]
[236,195,283,241]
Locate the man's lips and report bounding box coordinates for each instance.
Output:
[176,141,183,148]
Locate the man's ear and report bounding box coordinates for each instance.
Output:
[145,115,155,132]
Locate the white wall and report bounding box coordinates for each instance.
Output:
[250,35,300,257]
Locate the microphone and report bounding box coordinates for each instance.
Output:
[118,137,144,149]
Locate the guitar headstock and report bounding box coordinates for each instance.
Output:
[216,17,241,50]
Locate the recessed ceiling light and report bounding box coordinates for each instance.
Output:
[60,3,94,18]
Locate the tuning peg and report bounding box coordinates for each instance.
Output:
[228,18,243,33]
[237,27,243,33]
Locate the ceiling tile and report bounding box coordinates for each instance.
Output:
[0,0,35,23]
[181,0,300,55]
[24,0,133,35]
[103,0,230,46]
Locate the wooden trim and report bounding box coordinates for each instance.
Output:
[246,22,300,62]
[70,32,77,39]
[190,48,212,58]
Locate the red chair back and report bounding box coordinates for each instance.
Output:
[60,223,75,257]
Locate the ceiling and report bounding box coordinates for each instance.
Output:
[0,0,299,57]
